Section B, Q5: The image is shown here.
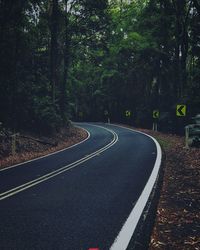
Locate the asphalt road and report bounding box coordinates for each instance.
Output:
[0,123,161,250]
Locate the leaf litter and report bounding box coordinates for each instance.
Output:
[0,126,88,169]
[138,129,200,250]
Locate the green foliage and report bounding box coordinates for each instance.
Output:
[33,97,62,133]
[0,0,69,134]
[0,0,200,133]
[67,0,200,131]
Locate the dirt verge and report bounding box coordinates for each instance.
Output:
[0,125,88,169]
[136,129,200,250]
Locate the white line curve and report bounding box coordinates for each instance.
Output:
[109,124,162,250]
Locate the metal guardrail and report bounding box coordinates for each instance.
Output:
[185,114,200,148]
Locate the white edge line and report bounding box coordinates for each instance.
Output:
[0,126,90,172]
[109,124,162,250]
[0,125,118,200]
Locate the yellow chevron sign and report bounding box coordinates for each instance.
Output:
[125,110,131,117]
[176,105,186,116]
[153,110,159,119]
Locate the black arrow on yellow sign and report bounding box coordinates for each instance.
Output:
[153,110,159,119]
[176,105,186,116]
[125,110,131,117]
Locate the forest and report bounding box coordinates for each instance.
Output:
[0,0,200,135]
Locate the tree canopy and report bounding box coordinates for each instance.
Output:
[0,0,199,134]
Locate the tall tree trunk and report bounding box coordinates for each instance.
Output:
[173,0,183,99]
[159,0,173,107]
[60,0,70,121]
[49,0,59,104]
[173,0,191,99]
[0,0,24,129]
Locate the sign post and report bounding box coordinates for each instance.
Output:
[176,104,187,133]
[11,134,16,155]
[185,126,190,148]
[125,110,131,124]
[11,133,19,155]
[104,110,110,123]
[152,110,159,131]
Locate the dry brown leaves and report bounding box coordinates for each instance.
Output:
[119,124,200,249]
[1,124,199,249]
[141,130,200,250]
[0,126,88,169]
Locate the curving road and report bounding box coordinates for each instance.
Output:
[0,123,161,250]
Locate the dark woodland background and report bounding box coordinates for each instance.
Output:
[0,0,200,135]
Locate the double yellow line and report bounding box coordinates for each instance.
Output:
[0,125,118,201]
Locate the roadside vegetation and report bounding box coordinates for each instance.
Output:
[0,125,87,169]
[141,129,200,250]
[0,1,199,248]
[0,0,200,135]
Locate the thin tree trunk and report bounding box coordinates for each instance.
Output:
[173,0,190,99]
[49,0,59,104]
[60,0,70,121]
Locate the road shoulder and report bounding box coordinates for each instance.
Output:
[0,125,88,170]
[121,125,200,250]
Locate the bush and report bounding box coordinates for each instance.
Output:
[33,96,62,134]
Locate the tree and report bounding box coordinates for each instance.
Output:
[0,0,199,133]
[49,0,59,104]
[0,0,70,133]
